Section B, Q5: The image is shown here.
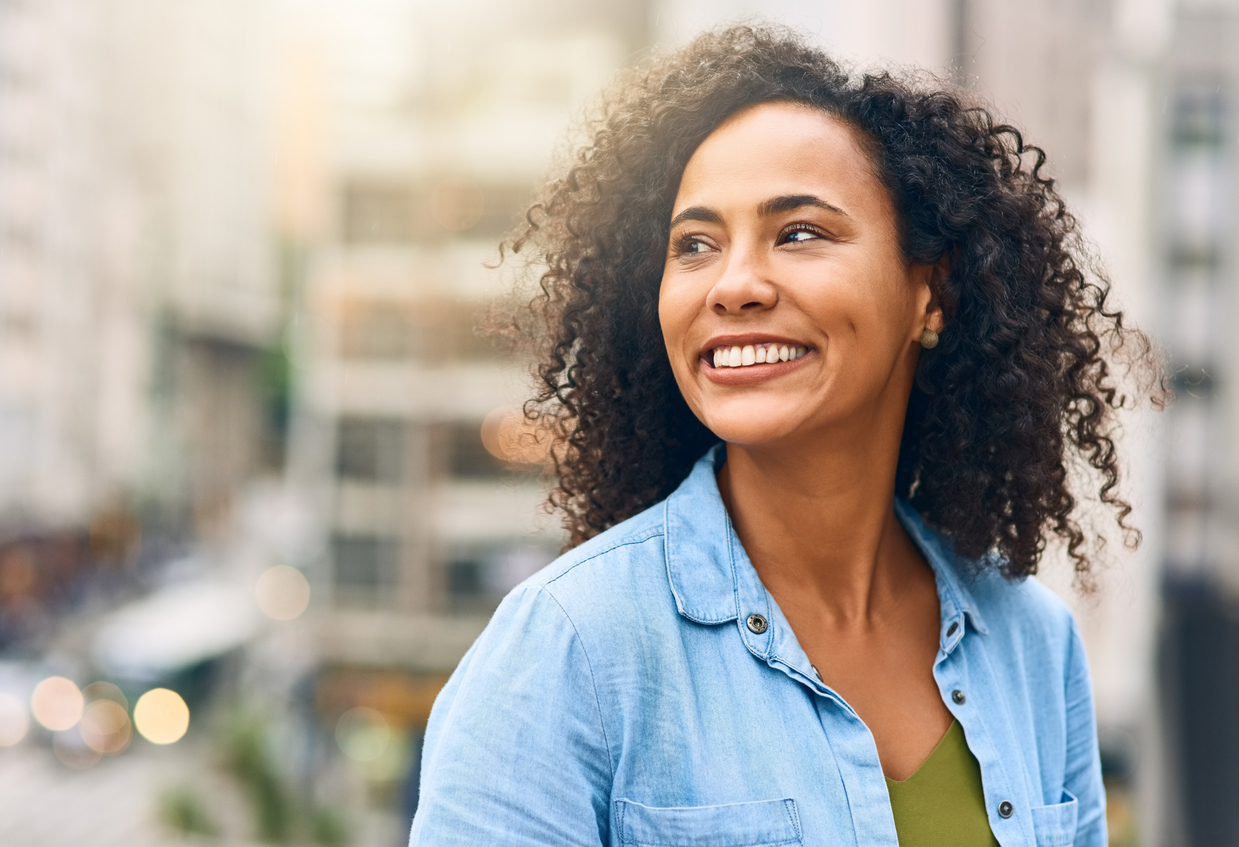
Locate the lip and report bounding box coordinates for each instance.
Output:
[699,334,817,387]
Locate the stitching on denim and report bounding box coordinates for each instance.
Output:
[665,497,739,626]
[625,837,801,846]
[614,800,803,847]
[543,527,666,590]
[783,799,802,841]
[543,589,616,787]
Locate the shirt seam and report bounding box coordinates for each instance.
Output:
[542,527,666,590]
[542,586,616,786]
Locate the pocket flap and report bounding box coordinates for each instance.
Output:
[1030,789,1079,847]
[615,798,802,847]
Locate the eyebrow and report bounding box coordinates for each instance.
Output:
[667,206,722,230]
[757,194,847,218]
[667,194,847,231]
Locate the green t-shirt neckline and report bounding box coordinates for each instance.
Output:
[885,720,1000,847]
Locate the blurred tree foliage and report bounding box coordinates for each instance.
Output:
[158,785,218,837]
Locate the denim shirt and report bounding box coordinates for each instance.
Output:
[410,447,1105,847]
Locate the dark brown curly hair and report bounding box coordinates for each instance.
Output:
[505,24,1159,580]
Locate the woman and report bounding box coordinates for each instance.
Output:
[409,25,1156,847]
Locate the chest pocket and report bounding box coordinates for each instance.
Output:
[615,798,802,847]
[1030,790,1079,847]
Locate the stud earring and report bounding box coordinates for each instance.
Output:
[919,328,939,349]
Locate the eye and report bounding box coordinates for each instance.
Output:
[779,224,825,245]
[675,235,713,256]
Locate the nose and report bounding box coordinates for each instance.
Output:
[705,246,777,316]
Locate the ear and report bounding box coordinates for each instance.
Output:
[921,255,949,333]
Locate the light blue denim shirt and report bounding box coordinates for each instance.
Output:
[410,447,1105,847]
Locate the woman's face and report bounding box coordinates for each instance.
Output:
[659,101,942,450]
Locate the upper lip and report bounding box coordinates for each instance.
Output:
[700,333,812,359]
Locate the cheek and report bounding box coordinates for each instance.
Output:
[658,278,692,356]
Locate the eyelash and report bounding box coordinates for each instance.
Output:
[779,223,825,243]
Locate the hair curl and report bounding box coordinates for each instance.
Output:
[506,25,1159,581]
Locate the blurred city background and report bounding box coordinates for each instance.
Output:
[0,0,1232,844]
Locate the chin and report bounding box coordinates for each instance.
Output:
[699,412,807,448]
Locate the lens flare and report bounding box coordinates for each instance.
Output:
[0,692,30,746]
[30,677,84,732]
[255,564,311,621]
[133,688,189,744]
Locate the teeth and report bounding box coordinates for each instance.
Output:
[711,343,809,368]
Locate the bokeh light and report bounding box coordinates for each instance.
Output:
[255,564,311,621]
[133,688,189,744]
[0,692,30,746]
[80,699,131,754]
[82,681,129,710]
[335,706,390,762]
[53,727,101,770]
[30,677,84,732]
[481,406,551,465]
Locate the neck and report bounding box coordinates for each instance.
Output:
[717,417,924,627]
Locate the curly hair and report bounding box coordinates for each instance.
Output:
[505,24,1158,581]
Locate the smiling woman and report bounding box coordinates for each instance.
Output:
[408,24,1162,847]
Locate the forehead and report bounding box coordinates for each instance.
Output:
[674,101,886,214]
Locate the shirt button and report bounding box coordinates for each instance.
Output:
[946,621,959,636]
[998,801,1014,818]
[746,613,768,634]
[952,689,966,705]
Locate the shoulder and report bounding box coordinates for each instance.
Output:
[516,500,672,616]
[970,566,1073,627]
[963,564,1084,670]
[472,501,675,653]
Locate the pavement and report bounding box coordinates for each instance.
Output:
[0,741,406,847]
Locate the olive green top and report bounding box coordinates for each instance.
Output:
[885,720,1000,847]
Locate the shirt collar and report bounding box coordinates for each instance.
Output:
[664,445,989,645]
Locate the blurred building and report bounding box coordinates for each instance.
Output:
[0,0,279,651]
[1154,3,1239,845]
[278,1,652,834]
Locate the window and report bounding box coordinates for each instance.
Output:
[336,417,404,483]
[1173,85,1226,151]
[331,534,401,601]
[437,421,508,480]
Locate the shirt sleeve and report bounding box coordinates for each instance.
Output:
[1063,617,1107,847]
[408,584,613,846]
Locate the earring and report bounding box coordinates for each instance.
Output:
[919,328,939,349]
